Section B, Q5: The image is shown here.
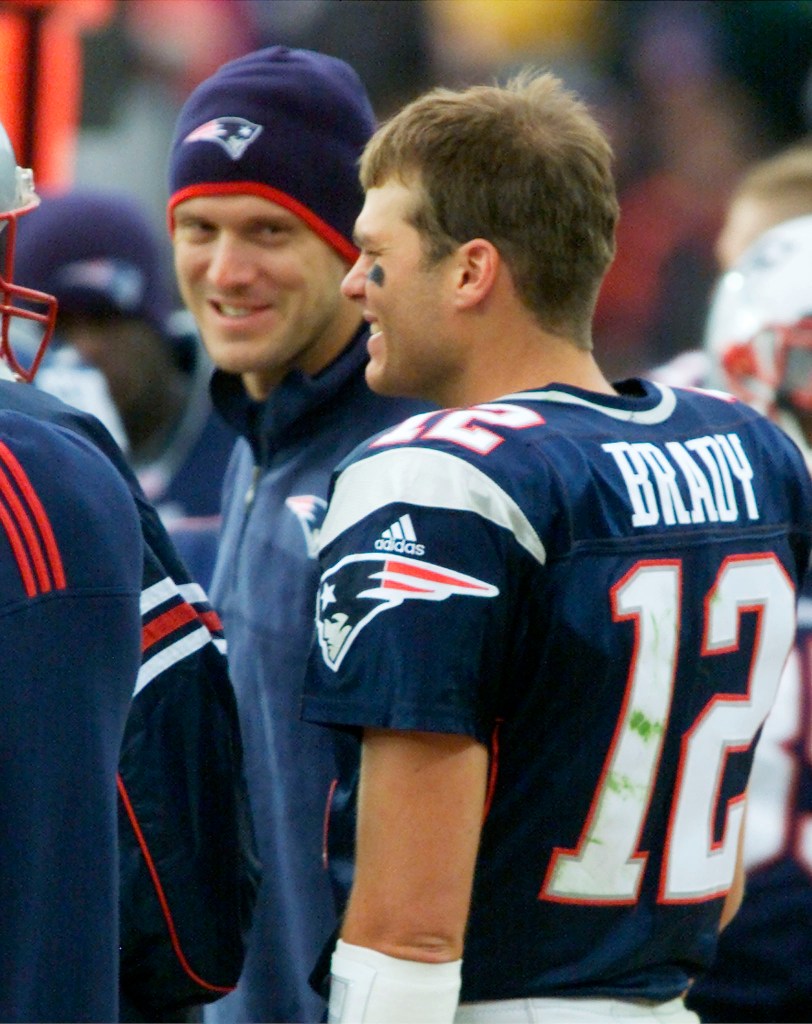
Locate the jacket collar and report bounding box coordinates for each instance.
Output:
[211,324,369,460]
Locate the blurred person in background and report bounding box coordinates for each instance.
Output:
[14,188,235,589]
[167,46,427,1024]
[651,139,812,388]
[686,190,812,1024]
[649,141,812,1022]
[714,138,812,272]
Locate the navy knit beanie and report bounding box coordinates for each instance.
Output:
[15,188,173,338]
[167,46,376,263]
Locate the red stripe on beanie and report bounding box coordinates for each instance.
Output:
[168,181,360,265]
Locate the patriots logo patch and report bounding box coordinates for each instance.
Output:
[183,117,263,160]
[286,495,328,558]
[58,258,144,311]
[317,553,499,671]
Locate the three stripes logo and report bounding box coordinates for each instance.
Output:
[0,440,66,597]
[374,513,425,556]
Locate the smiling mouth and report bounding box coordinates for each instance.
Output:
[211,300,264,318]
[211,301,253,317]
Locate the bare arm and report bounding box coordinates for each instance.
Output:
[341,728,490,962]
[719,797,747,931]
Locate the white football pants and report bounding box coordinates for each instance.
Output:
[455,996,699,1022]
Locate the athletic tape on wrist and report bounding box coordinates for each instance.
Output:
[328,938,462,1023]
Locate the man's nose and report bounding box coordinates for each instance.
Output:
[206,233,257,290]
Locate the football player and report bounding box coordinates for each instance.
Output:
[648,140,812,1023]
[302,73,812,1023]
[651,138,812,392]
[686,213,812,1022]
[0,118,143,1022]
[0,119,259,1021]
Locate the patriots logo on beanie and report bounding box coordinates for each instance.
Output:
[167,46,377,264]
[183,117,263,161]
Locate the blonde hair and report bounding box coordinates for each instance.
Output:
[731,138,812,213]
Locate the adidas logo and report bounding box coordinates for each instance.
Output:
[374,513,425,556]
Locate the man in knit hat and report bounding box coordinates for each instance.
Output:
[168,46,427,1024]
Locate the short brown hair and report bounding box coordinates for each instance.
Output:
[359,71,619,346]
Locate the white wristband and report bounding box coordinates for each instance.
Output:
[328,938,462,1024]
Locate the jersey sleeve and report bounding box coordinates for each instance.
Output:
[32,398,260,1017]
[117,497,261,1017]
[0,413,143,1023]
[303,443,546,744]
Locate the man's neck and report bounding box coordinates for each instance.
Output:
[436,329,616,408]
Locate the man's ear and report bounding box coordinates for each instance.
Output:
[451,239,499,310]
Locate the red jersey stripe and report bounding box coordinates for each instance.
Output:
[199,608,223,632]
[0,496,36,595]
[0,439,66,590]
[142,601,198,653]
[117,775,234,994]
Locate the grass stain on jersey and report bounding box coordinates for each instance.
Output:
[606,771,645,799]
[648,610,677,665]
[629,709,663,742]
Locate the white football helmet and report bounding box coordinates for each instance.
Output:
[705,213,812,427]
[0,120,57,381]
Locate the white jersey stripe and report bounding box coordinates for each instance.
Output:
[178,581,207,605]
[501,382,677,424]
[134,625,212,696]
[319,447,546,564]
[140,577,178,614]
[141,579,211,617]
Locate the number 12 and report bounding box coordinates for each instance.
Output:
[541,553,796,905]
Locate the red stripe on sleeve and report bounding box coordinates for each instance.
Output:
[142,601,198,652]
[199,608,223,632]
[0,496,36,595]
[117,775,234,994]
[0,440,66,589]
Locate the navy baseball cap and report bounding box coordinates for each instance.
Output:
[14,188,174,338]
[167,46,376,263]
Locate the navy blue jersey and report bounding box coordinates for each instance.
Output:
[303,379,812,1004]
[0,378,259,1018]
[0,411,142,1022]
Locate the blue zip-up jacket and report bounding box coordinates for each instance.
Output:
[205,329,426,1024]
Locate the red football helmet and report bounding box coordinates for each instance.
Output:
[705,213,812,421]
[0,121,57,381]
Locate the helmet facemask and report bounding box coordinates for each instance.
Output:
[720,316,812,417]
[0,150,58,382]
[705,214,812,436]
